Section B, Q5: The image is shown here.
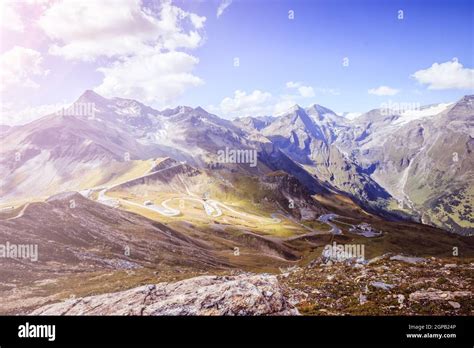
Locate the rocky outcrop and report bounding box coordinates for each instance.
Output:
[389,255,427,264]
[31,274,299,316]
[409,289,472,302]
[281,256,473,315]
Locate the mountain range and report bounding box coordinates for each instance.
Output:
[1,91,472,234]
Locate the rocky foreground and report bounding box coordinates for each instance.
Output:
[31,255,473,316]
[280,254,473,315]
[31,274,299,315]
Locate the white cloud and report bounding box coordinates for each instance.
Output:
[217,0,232,18]
[315,87,340,96]
[286,81,315,98]
[212,81,338,118]
[368,85,400,96]
[36,0,207,107]
[273,99,298,115]
[411,58,474,90]
[38,0,206,61]
[216,90,272,117]
[95,51,203,106]
[158,1,206,50]
[0,1,24,32]
[285,81,299,89]
[298,86,315,98]
[0,46,49,92]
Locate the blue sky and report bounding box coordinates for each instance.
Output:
[0,0,473,124]
[184,0,474,114]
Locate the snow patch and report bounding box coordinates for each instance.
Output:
[394,103,453,125]
[337,112,362,120]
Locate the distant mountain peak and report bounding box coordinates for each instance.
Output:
[307,104,336,115]
[194,106,207,113]
[270,104,328,140]
[455,94,474,107]
[178,106,194,113]
[160,105,195,116]
[76,89,109,105]
[288,104,303,113]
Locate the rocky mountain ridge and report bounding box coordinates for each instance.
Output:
[1,91,472,234]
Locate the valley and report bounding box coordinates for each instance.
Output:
[0,90,472,316]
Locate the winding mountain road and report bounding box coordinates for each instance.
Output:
[92,162,354,238]
[318,214,343,235]
[5,203,30,220]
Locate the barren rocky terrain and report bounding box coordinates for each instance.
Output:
[282,254,473,316]
[29,254,473,316]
